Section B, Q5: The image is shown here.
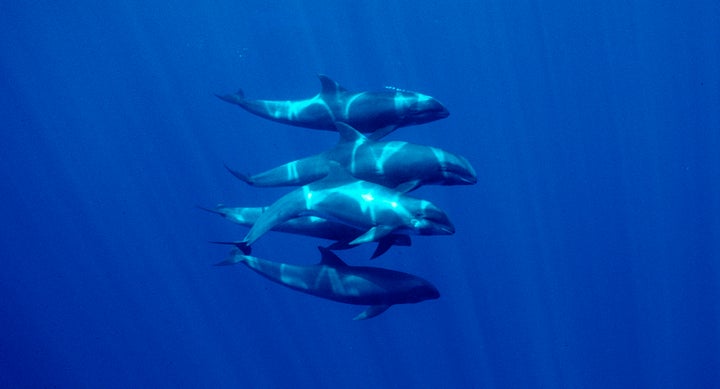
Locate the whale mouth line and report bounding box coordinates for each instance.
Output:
[407,105,450,123]
[441,170,477,185]
[463,176,478,184]
[456,175,478,185]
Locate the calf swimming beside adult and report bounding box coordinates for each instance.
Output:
[216,75,449,139]
[226,122,477,193]
[218,247,440,320]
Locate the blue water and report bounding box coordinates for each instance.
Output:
[2,1,719,387]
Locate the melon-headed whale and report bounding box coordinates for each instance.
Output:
[200,205,411,259]
[240,163,454,249]
[216,75,449,139]
[217,246,440,320]
[226,122,477,193]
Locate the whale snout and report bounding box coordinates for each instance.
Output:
[419,98,449,121]
[405,94,450,124]
[456,158,477,185]
[437,222,455,235]
[420,204,455,235]
[443,166,477,186]
[406,282,440,303]
[435,102,450,119]
[441,154,478,186]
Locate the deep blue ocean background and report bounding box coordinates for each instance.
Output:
[2,1,719,387]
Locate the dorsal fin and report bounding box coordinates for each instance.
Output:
[318,246,348,267]
[318,74,348,95]
[393,179,423,193]
[367,124,398,140]
[319,161,354,184]
[370,234,411,259]
[335,122,369,144]
[354,304,391,320]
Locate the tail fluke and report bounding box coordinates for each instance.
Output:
[325,241,352,251]
[353,304,391,320]
[209,240,252,255]
[196,205,226,216]
[215,89,245,105]
[224,163,254,185]
[214,249,248,266]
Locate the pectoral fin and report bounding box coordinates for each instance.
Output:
[353,305,391,320]
[349,225,396,246]
[367,125,397,140]
[215,89,245,105]
[209,241,252,255]
[370,234,412,259]
[214,249,248,266]
[393,179,423,193]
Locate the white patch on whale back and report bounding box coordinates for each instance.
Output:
[385,193,404,212]
[244,255,259,268]
[416,92,432,102]
[303,186,314,211]
[286,160,299,182]
[340,275,363,296]
[263,100,291,119]
[343,92,365,120]
[281,96,334,121]
[286,99,305,120]
[375,141,405,176]
[393,92,411,113]
[391,91,433,116]
[354,183,378,224]
[280,263,309,289]
[430,146,447,179]
[304,216,323,223]
[315,267,347,295]
[349,138,363,175]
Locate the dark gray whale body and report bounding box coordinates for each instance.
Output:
[218,247,440,320]
[216,75,449,139]
[201,205,411,259]
[240,164,455,249]
[226,122,477,193]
